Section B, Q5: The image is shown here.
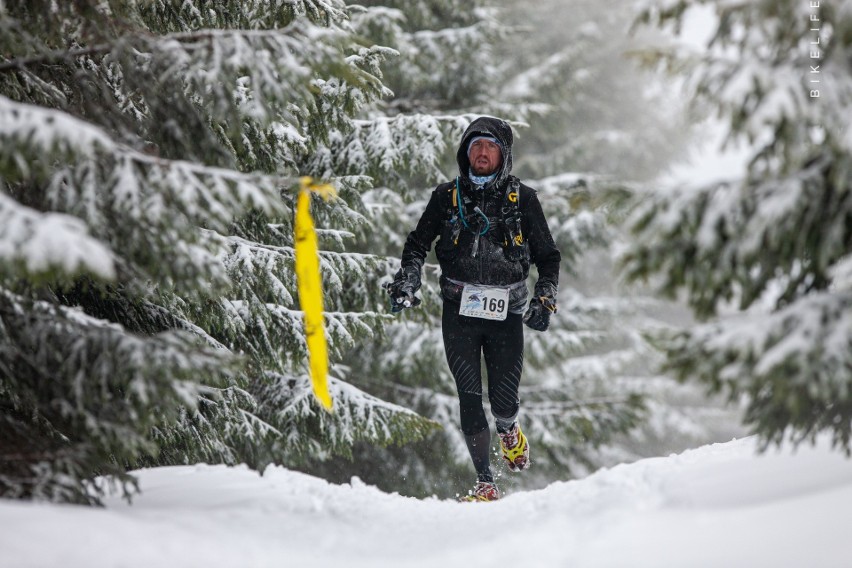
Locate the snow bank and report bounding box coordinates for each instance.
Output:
[1,436,850,568]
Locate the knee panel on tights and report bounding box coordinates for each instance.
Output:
[458,391,489,435]
[488,386,520,423]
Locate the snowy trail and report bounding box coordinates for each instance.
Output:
[2,436,851,568]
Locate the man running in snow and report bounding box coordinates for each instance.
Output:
[385,116,561,501]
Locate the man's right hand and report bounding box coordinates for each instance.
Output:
[383,267,422,313]
[385,286,422,313]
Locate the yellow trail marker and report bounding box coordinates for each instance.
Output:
[294,176,336,410]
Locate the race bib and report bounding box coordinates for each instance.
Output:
[459,284,510,321]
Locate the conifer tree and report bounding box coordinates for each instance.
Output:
[302,0,525,495]
[0,0,439,504]
[302,0,704,497]
[623,0,852,451]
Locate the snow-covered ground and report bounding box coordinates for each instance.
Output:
[2,435,850,568]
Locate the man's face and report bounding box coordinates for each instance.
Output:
[468,138,502,176]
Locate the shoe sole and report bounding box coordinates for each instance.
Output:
[458,495,498,502]
[504,455,530,472]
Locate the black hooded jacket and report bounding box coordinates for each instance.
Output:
[401,116,561,312]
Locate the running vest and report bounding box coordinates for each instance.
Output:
[441,176,528,261]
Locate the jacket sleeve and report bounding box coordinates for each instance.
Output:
[524,190,561,297]
[400,187,445,274]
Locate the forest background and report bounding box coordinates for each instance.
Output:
[2,0,847,504]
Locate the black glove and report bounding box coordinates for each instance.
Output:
[523,295,557,331]
[383,267,422,313]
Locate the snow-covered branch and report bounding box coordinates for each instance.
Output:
[0,191,115,281]
[257,372,440,460]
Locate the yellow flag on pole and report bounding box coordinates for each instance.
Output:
[294,176,336,410]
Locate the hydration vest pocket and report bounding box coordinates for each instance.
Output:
[501,213,529,262]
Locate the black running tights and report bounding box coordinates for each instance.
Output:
[441,303,524,436]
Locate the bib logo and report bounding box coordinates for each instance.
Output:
[464,293,484,311]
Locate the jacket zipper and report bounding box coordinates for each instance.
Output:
[476,190,485,281]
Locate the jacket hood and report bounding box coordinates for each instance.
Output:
[456,116,514,188]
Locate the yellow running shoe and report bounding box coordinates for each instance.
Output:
[498,422,530,472]
[459,481,500,502]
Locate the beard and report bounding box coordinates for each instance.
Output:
[471,161,499,176]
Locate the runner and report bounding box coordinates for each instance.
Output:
[385,116,561,501]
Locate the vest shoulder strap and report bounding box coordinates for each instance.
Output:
[504,177,521,214]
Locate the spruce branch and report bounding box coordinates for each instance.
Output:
[0,26,335,73]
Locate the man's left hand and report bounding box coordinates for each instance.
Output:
[523,295,556,331]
